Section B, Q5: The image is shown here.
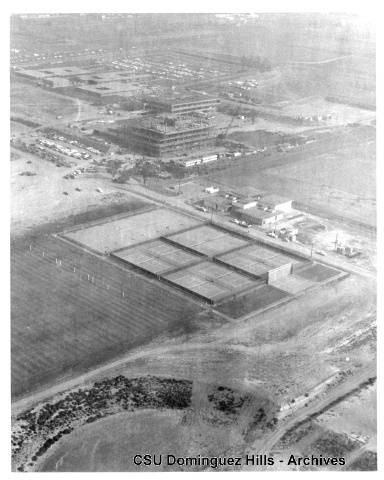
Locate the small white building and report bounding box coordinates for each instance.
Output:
[232,198,258,210]
[205,186,220,194]
[258,194,293,213]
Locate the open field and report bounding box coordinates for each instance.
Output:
[38,410,187,472]
[276,97,375,125]
[15,375,273,472]
[228,130,286,148]
[11,237,201,398]
[65,208,202,253]
[273,379,377,471]
[11,120,37,135]
[296,263,343,283]
[12,266,376,471]
[317,383,376,451]
[11,80,78,124]
[269,274,315,295]
[11,152,151,237]
[216,284,289,318]
[266,139,376,198]
[215,125,376,227]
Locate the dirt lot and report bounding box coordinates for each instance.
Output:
[317,383,376,451]
[38,410,189,471]
[11,151,149,237]
[275,97,375,126]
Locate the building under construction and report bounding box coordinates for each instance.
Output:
[147,92,219,115]
[108,114,216,157]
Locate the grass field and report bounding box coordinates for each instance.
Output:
[216,284,289,319]
[11,80,78,124]
[215,126,376,227]
[295,263,342,282]
[228,130,284,148]
[65,208,201,253]
[11,237,201,398]
[266,140,376,198]
[269,274,315,295]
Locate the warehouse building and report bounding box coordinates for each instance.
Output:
[147,92,220,114]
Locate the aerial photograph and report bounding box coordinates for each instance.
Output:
[10,12,376,472]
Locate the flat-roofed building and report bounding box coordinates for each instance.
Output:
[147,92,220,114]
[233,207,284,227]
[75,82,148,100]
[257,194,293,213]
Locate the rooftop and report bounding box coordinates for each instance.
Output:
[147,91,219,106]
[76,71,151,84]
[240,207,283,219]
[77,82,147,96]
[126,114,211,134]
[259,194,293,205]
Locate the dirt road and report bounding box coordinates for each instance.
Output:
[248,363,376,457]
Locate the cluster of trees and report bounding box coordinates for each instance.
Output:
[107,158,188,190]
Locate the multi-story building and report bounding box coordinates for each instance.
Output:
[110,115,215,157]
[147,92,219,115]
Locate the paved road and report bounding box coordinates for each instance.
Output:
[110,180,375,280]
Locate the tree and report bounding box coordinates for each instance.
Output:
[106,159,123,178]
[135,160,158,185]
[171,163,187,193]
[114,168,135,184]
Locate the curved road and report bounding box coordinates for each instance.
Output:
[248,362,376,457]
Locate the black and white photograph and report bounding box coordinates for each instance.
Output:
[8,6,378,473]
